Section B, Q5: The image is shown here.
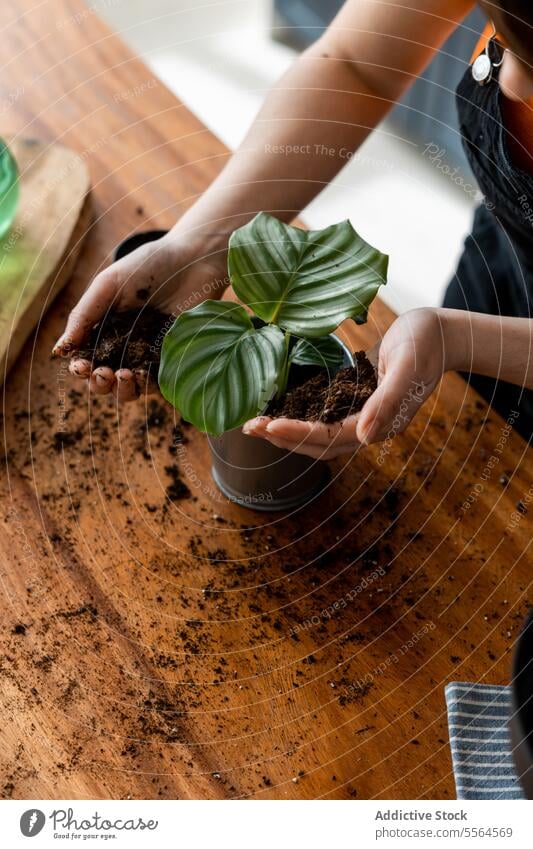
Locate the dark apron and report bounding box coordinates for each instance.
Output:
[443,54,533,440]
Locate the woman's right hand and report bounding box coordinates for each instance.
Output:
[243,307,449,455]
[52,229,229,401]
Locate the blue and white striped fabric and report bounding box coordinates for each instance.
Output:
[445,682,523,799]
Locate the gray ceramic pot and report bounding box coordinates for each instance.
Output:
[208,337,353,511]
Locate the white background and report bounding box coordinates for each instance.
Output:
[3,799,532,848]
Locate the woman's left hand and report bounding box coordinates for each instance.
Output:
[242,308,450,458]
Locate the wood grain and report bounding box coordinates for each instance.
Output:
[0,138,90,380]
[0,0,531,801]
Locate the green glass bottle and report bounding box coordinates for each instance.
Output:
[0,139,19,240]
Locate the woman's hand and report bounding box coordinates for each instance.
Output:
[243,308,450,458]
[53,229,228,401]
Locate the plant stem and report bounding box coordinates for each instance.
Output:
[276,330,292,399]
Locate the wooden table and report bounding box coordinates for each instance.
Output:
[1,0,531,801]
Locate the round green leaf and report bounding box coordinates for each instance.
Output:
[158,300,285,436]
[228,212,388,338]
[290,336,345,369]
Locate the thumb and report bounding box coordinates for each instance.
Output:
[52,268,119,356]
[356,364,428,445]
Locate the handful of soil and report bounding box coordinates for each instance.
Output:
[270,351,377,423]
[76,308,172,372]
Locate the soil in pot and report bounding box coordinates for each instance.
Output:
[76,308,172,371]
[269,351,377,424]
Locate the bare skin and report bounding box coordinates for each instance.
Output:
[54,0,533,447]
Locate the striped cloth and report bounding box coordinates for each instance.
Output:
[445,682,523,799]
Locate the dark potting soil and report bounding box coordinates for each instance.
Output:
[76,308,172,371]
[270,351,377,423]
[164,464,192,502]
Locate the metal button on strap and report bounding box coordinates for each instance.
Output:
[472,34,505,87]
[472,52,492,85]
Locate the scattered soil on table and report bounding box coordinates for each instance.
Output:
[52,428,84,452]
[133,398,169,458]
[270,351,377,423]
[76,308,172,371]
[6,340,496,800]
[164,463,192,502]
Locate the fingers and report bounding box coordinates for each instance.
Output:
[89,367,115,395]
[71,364,145,402]
[244,415,360,447]
[113,369,138,402]
[267,416,360,447]
[68,359,153,402]
[53,267,120,357]
[243,415,360,460]
[265,434,323,458]
[266,433,357,460]
[69,358,92,379]
[242,416,272,437]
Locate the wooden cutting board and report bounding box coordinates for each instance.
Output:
[0,137,91,379]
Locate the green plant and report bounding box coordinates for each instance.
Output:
[158,212,388,436]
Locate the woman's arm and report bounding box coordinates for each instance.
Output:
[178,0,475,248]
[443,309,533,388]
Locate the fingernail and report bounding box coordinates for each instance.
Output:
[242,423,253,435]
[52,340,68,357]
[95,373,108,384]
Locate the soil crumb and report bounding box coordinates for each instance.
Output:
[77,308,172,371]
[165,464,192,502]
[270,351,377,423]
[52,429,83,452]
